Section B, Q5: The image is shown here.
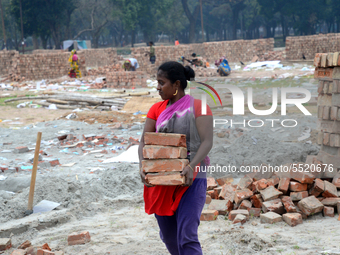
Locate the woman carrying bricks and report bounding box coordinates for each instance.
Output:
[138,61,213,255]
[68,49,82,78]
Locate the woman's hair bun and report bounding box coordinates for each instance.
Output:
[184,66,195,81]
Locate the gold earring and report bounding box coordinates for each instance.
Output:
[173,89,178,96]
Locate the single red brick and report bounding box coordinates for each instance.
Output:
[68,231,91,246]
[322,181,338,198]
[290,191,308,201]
[239,200,252,210]
[143,145,187,159]
[207,190,217,199]
[290,171,315,184]
[281,196,297,213]
[146,172,184,185]
[144,132,186,147]
[207,177,218,190]
[323,206,334,217]
[216,176,233,186]
[278,178,290,194]
[142,159,189,173]
[226,200,234,212]
[309,178,324,197]
[248,207,261,217]
[262,199,285,215]
[37,249,54,255]
[314,67,334,79]
[205,195,212,204]
[228,209,249,221]
[253,179,268,192]
[282,213,303,227]
[0,238,11,251]
[41,243,51,251]
[289,181,308,192]
[200,210,218,221]
[233,214,247,224]
[250,194,263,208]
[219,184,236,201]
[234,189,253,205]
[17,240,31,249]
[48,159,60,167]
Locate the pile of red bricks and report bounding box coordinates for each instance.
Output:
[9,240,64,255]
[258,50,285,61]
[8,231,91,254]
[201,165,340,226]
[314,52,340,172]
[286,33,340,60]
[142,132,188,185]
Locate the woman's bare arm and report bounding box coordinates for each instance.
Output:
[181,115,213,186]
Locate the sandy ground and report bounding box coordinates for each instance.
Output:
[1,66,339,255]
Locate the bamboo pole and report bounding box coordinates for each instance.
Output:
[25,132,42,215]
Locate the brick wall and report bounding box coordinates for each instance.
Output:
[0,51,18,76]
[286,34,340,60]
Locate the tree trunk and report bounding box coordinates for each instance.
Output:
[181,0,200,43]
[131,29,135,47]
[232,9,239,40]
[41,36,48,49]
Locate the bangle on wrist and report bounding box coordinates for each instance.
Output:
[187,164,194,172]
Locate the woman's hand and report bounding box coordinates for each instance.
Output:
[140,168,154,187]
[181,165,194,187]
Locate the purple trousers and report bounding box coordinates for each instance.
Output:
[155,178,207,255]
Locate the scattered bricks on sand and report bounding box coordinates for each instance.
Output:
[309,178,325,197]
[228,210,250,221]
[0,238,11,251]
[68,231,91,246]
[143,145,187,159]
[200,210,218,221]
[14,146,29,153]
[234,189,253,205]
[208,200,228,215]
[281,196,298,213]
[207,177,218,190]
[290,191,308,201]
[260,212,282,224]
[142,159,189,173]
[233,214,247,225]
[278,177,290,194]
[297,196,324,216]
[323,206,335,217]
[322,181,338,198]
[289,181,308,192]
[248,207,261,217]
[282,213,303,227]
[146,172,184,186]
[10,250,26,255]
[144,132,186,147]
[259,186,283,201]
[262,199,285,214]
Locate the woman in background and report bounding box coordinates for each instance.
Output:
[68,49,82,78]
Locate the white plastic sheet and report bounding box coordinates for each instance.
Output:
[102,145,139,164]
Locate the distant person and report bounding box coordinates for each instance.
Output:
[122,58,139,71]
[146,41,156,64]
[175,38,180,46]
[217,58,231,76]
[68,50,81,78]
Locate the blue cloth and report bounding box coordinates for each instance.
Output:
[155,176,207,255]
[77,40,88,49]
[218,59,231,76]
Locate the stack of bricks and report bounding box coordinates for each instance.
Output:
[314,52,340,173]
[82,48,118,68]
[0,50,19,76]
[141,132,189,185]
[87,64,149,88]
[8,51,86,82]
[131,39,274,75]
[286,33,340,60]
[201,165,340,225]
